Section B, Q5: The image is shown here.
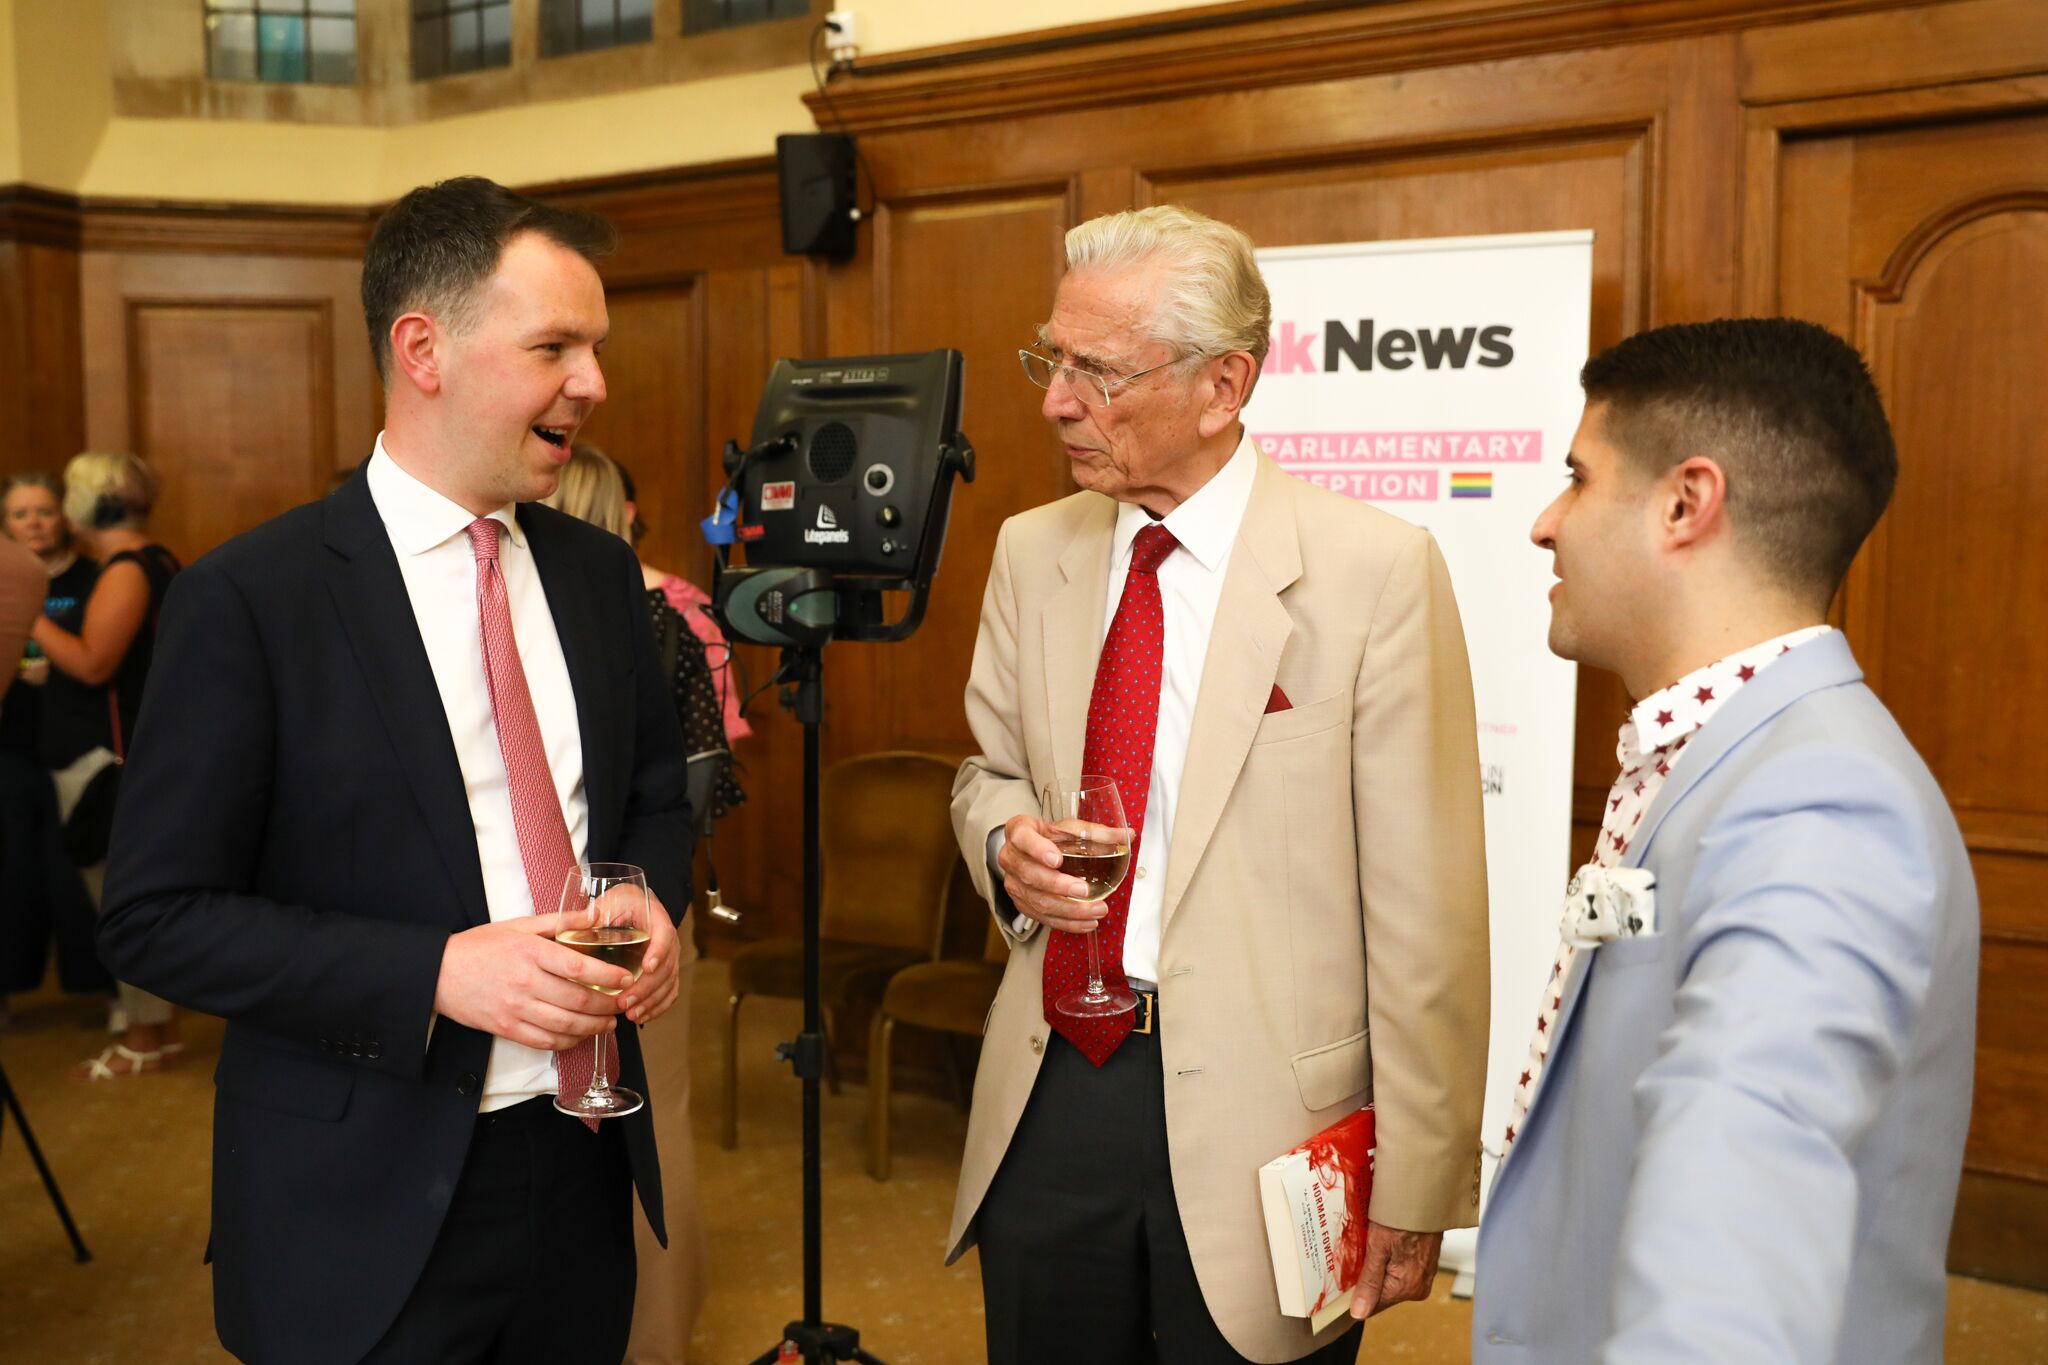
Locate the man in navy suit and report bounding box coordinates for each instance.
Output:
[1473,319,1978,1363]
[100,177,692,1364]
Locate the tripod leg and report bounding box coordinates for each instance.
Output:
[0,1062,91,1263]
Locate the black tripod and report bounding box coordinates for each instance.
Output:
[0,1052,91,1263]
[746,645,886,1365]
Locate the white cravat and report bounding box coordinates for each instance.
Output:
[366,438,589,1111]
[1499,623,1833,1157]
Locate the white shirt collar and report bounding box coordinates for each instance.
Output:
[1111,430,1259,573]
[367,433,524,558]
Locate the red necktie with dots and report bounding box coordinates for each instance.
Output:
[1042,523,1178,1067]
[469,517,613,1130]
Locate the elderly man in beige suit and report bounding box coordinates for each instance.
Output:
[948,205,1490,1365]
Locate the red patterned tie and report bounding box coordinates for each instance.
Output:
[469,518,613,1130]
[1043,523,1178,1067]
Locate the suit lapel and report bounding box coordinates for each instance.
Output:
[1044,499,1116,794]
[524,506,619,863]
[321,476,488,928]
[1162,458,1299,930]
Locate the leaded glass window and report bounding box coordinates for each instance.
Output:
[411,0,513,79]
[540,0,655,56]
[205,0,358,85]
[682,0,810,35]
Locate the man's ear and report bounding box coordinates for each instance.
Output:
[1662,456,1728,550]
[1197,351,1257,439]
[389,313,443,396]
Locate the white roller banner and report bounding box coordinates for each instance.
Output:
[1251,231,1593,1275]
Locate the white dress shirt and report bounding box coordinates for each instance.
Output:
[367,438,590,1111]
[1102,434,1257,983]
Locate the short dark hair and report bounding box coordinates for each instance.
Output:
[1582,318,1897,604]
[361,176,615,384]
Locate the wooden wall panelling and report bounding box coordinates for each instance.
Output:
[1746,62,2048,1286]
[0,242,88,481]
[79,249,375,567]
[0,188,88,480]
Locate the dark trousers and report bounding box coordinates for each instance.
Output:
[0,748,111,997]
[360,1096,637,1365]
[978,1024,1365,1365]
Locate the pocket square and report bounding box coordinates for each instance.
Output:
[1560,865,1658,946]
[1265,685,1291,714]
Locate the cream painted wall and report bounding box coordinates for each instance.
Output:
[0,0,20,184]
[10,0,1202,204]
[16,0,112,191]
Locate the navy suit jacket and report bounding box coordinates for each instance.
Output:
[99,470,692,1365]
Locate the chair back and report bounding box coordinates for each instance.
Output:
[820,750,961,956]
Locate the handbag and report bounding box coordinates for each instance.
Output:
[61,690,124,867]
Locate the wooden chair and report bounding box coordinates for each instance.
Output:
[719,750,958,1149]
[867,911,1009,1181]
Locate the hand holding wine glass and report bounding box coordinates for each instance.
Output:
[553,862,650,1119]
[1043,777,1136,1018]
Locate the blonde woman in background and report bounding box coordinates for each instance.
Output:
[544,442,717,1365]
[31,452,183,1079]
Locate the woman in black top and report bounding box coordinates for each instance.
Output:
[32,452,182,1079]
[0,472,108,1011]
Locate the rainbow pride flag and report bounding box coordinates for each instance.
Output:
[1449,471,1493,499]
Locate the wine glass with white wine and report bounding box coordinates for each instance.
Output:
[1044,777,1137,1017]
[553,861,650,1119]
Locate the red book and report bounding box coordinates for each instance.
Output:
[1258,1107,1375,1330]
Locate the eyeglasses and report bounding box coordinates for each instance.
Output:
[1017,348,1181,408]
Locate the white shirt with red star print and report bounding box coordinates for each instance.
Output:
[1498,624,1835,1158]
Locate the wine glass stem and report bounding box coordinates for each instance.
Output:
[590,1032,609,1095]
[1084,925,1107,997]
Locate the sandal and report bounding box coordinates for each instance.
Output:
[73,1044,164,1080]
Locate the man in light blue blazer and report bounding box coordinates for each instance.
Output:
[1474,318,1978,1363]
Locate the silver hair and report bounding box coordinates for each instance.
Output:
[1063,205,1271,369]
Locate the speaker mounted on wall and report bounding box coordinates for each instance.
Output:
[776,133,859,263]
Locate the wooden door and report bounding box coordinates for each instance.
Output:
[1759,91,2048,1288]
[80,246,375,566]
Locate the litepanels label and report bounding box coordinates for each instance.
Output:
[804,499,850,545]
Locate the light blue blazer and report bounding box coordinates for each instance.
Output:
[1473,631,1978,1363]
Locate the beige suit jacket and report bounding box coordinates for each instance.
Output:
[948,454,1490,1362]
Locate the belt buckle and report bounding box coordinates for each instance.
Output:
[1134,991,1155,1035]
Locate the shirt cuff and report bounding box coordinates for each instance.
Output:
[986,826,1032,936]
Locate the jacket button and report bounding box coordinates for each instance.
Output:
[366,1042,383,1060]
[1029,1035,1044,1054]
[457,1072,481,1096]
